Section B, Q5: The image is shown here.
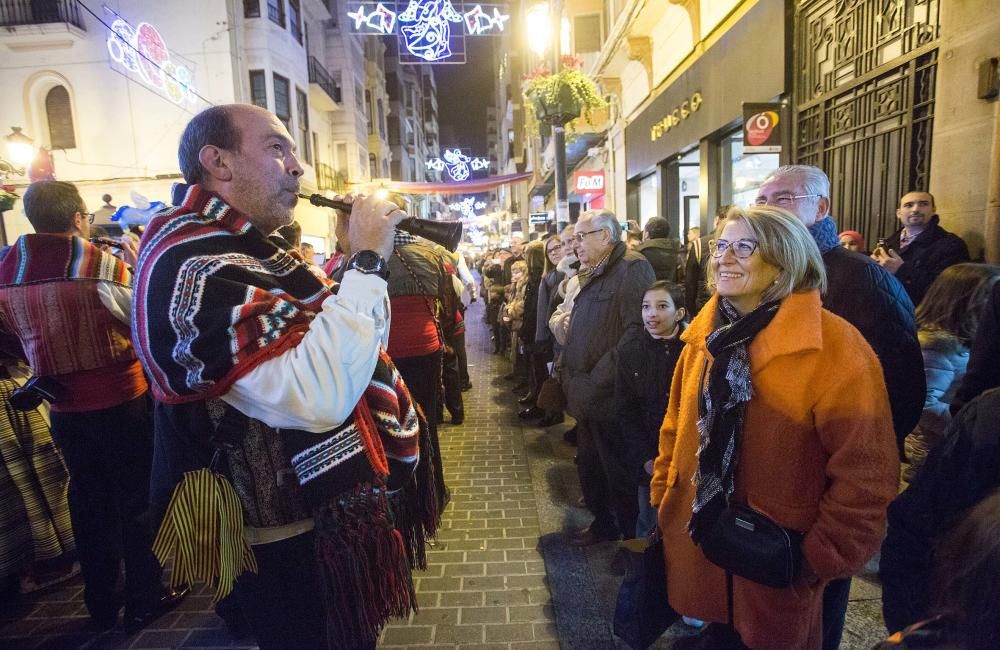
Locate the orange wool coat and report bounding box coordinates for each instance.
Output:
[650,291,899,649]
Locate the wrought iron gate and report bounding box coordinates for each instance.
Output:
[794,0,940,244]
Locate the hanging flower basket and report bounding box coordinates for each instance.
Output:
[523,56,608,131]
[0,189,19,212]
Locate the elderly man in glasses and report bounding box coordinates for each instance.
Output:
[755,164,923,650]
[559,209,656,546]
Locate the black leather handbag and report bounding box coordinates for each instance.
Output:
[699,503,804,589]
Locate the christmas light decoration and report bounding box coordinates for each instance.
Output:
[105,12,196,105]
[448,197,487,218]
[426,148,491,181]
[348,1,509,64]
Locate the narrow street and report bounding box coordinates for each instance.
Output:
[0,300,888,649]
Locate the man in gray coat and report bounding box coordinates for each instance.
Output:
[561,210,656,545]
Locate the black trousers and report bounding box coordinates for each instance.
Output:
[441,349,464,418]
[234,532,376,650]
[576,418,637,537]
[49,393,162,619]
[454,330,470,388]
[394,350,448,509]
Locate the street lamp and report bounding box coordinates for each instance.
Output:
[525,1,570,227]
[2,127,34,176]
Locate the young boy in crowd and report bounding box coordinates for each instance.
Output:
[615,280,688,538]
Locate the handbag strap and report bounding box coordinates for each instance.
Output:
[726,570,734,628]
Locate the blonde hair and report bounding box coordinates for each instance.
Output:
[708,205,827,303]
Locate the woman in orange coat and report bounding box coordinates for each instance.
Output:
[650,206,899,649]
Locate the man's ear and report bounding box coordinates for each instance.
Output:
[817,196,831,220]
[198,145,233,182]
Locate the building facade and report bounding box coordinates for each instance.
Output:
[521,0,996,259]
[0,0,385,257]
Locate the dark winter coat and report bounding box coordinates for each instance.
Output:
[953,282,1000,412]
[682,235,712,318]
[879,387,1000,634]
[520,272,543,346]
[615,325,685,482]
[533,270,563,353]
[634,238,680,282]
[561,242,656,421]
[884,216,970,306]
[821,245,925,453]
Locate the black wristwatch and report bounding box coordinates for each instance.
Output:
[347,250,389,281]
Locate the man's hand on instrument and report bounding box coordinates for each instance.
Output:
[348,194,406,259]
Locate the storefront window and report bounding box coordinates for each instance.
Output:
[672,147,700,243]
[721,130,779,208]
[637,173,659,227]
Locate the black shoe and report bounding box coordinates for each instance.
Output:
[451,413,464,425]
[461,383,472,392]
[563,426,578,446]
[511,382,528,393]
[538,412,565,427]
[567,526,621,547]
[518,407,544,420]
[517,395,534,405]
[123,585,190,633]
[503,372,518,381]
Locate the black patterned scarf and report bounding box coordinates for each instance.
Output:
[689,298,780,544]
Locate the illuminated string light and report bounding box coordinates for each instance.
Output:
[426,148,491,181]
[448,197,485,218]
[348,1,510,63]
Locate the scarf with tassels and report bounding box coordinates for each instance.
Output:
[689,298,780,544]
[135,184,439,648]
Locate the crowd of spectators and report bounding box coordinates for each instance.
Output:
[2,102,999,650]
[480,163,998,649]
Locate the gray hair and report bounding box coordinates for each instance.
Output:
[764,165,831,200]
[582,209,622,243]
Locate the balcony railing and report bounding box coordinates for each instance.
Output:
[316,162,349,193]
[308,56,341,104]
[0,0,84,29]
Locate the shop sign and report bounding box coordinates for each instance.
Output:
[743,103,783,153]
[529,212,551,224]
[650,92,703,142]
[574,171,605,194]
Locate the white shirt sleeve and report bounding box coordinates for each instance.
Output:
[97,281,133,324]
[220,270,390,433]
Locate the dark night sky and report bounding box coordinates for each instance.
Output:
[433,38,495,153]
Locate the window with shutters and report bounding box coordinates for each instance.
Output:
[573,14,602,54]
[288,0,302,43]
[273,74,291,130]
[296,88,311,164]
[267,0,285,27]
[244,0,260,18]
[45,86,76,149]
[249,70,267,108]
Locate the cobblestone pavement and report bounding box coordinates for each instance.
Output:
[0,299,889,649]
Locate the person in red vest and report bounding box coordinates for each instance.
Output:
[0,181,186,630]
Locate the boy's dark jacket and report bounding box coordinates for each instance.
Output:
[615,323,686,482]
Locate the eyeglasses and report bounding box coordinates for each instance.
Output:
[711,238,759,259]
[754,194,821,208]
[573,228,605,243]
[84,212,96,224]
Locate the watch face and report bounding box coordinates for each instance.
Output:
[353,250,381,270]
[351,250,386,275]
